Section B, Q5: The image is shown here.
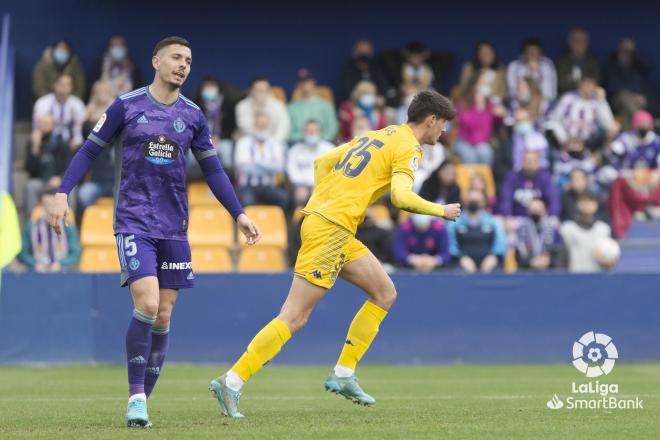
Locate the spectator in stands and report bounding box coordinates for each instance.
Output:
[556,28,601,95]
[515,197,563,270]
[340,38,393,103]
[560,191,612,272]
[412,143,446,193]
[447,188,507,273]
[393,213,449,271]
[608,110,660,170]
[507,38,557,110]
[500,150,560,218]
[395,83,419,125]
[546,75,615,152]
[459,41,507,103]
[419,161,461,204]
[562,168,591,222]
[604,37,655,127]
[510,77,545,123]
[287,70,338,143]
[356,206,393,266]
[493,108,549,184]
[286,120,335,208]
[552,137,598,188]
[17,189,80,272]
[24,113,71,215]
[32,40,86,100]
[236,77,290,143]
[400,41,434,90]
[350,115,372,139]
[91,35,142,97]
[454,71,506,164]
[76,80,115,219]
[339,80,390,142]
[468,171,496,212]
[234,113,289,211]
[32,73,86,151]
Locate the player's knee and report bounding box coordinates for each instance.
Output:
[278,312,309,335]
[155,310,171,328]
[372,283,397,311]
[135,300,159,318]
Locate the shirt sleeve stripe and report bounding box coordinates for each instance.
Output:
[192,148,217,161]
[88,133,110,148]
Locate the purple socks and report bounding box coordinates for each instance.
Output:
[144,326,170,398]
[126,309,156,396]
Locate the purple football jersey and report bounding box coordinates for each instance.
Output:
[89,87,216,240]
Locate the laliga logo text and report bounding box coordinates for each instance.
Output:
[546,331,643,410]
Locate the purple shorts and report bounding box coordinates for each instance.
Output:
[115,233,194,289]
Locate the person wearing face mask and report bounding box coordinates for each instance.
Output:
[460,41,507,104]
[514,198,563,270]
[339,80,391,142]
[340,38,392,103]
[288,71,338,143]
[447,189,506,273]
[286,120,335,208]
[92,35,142,97]
[236,77,291,143]
[493,108,549,185]
[33,39,86,99]
[453,71,506,165]
[608,110,660,170]
[393,213,449,271]
[507,38,557,108]
[234,112,289,212]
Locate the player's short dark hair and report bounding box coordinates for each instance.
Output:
[153,36,191,56]
[407,90,456,124]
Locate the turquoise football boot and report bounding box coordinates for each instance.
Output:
[210,375,245,418]
[324,372,376,406]
[126,397,152,428]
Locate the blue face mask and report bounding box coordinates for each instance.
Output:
[109,45,127,61]
[514,122,533,135]
[303,135,320,146]
[53,47,70,66]
[201,87,219,101]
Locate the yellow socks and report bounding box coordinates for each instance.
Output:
[231,318,292,382]
[337,301,388,371]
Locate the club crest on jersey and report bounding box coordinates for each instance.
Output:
[143,135,179,165]
[410,155,420,172]
[173,117,186,133]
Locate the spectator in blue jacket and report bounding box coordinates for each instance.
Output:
[393,214,449,271]
[447,188,506,273]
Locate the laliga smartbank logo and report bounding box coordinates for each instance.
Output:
[546,331,643,410]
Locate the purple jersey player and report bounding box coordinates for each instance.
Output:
[47,36,261,428]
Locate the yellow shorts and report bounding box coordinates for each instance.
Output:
[294,212,369,289]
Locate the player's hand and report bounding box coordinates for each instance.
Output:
[48,193,69,235]
[442,203,462,222]
[237,213,261,246]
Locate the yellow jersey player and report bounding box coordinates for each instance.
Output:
[210,90,461,417]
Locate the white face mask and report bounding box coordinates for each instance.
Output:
[358,93,376,108]
[478,84,492,97]
[254,131,268,141]
[411,213,433,229]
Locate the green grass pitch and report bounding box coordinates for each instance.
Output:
[0,364,658,439]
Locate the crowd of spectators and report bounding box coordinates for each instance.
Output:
[19,31,660,273]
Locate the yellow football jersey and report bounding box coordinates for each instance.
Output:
[302,124,423,234]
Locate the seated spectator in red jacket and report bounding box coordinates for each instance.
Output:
[515,197,564,270]
[339,80,390,142]
[609,165,660,238]
[393,214,449,271]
